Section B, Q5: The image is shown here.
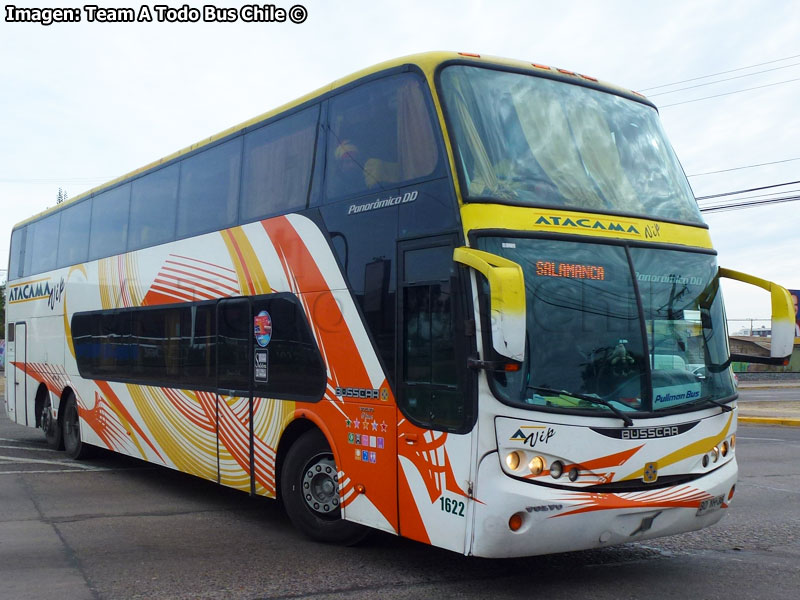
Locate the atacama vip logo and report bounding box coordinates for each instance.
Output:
[7,278,52,303]
[535,215,641,235]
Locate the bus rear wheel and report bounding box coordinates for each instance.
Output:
[281,429,368,545]
[62,393,93,460]
[42,393,63,450]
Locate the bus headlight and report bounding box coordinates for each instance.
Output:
[550,460,563,479]
[506,451,522,471]
[528,456,546,476]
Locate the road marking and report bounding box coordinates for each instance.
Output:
[0,444,62,452]
[736,436,787,442]
[0,455,106,470]
[0,469,115,475]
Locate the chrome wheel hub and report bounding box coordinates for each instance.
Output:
[302,455,339,515]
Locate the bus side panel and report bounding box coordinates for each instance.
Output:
[263,216,400,534]
[252,396,296,498]
[218,394,254,492]
[397,426,474,554]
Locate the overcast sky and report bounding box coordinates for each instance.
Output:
[1,0,798,324]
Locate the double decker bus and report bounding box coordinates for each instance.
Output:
[4,52,794,557]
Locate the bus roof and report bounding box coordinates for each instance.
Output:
[14,51,650,229]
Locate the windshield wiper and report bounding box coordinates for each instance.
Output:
[689,396,733,413]
[528,386,634,427]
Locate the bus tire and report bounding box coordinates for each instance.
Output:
[42,392,63,450]
[281,429,368,545]
[62,393,93,460]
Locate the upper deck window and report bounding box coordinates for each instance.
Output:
[440,65,702,225]
[177,137,242,238]
[8,227,24,280]
[129,163,179,251]
[240,106,319,222]
[28,212,61,274]
[57,199,91,267]
[89,184,130,261]
[325,73,441,200]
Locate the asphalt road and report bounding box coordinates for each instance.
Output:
[1,392,798,599]
[737,386,800,402]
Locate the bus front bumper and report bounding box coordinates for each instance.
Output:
[469,453,736,558]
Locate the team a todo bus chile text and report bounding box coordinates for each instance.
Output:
[4,4,306,26]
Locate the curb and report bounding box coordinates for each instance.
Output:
[738,416,800,427]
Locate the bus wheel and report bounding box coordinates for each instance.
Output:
[281,429,368,545]
[62,393,93,460]
[41,393,63,450]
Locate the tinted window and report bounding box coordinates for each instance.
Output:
[89,185,130,260]
[217,298,250,392]
[8,227,24,279]
[71,296,324,401]
[74,302,217,389]
[251,294,326,400]
[129,164,179,250]
[133,307,184,383]
[325,73,440,200]
[241,107,318,222]
[399,241,463,431]
[72,310,133,378]
[29,212,61,274]
[57,200,91,267]
[177,138,242,237]
[404,245,454,283]
[183,304,216,386]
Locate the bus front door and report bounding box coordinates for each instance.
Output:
[397,236,476,553]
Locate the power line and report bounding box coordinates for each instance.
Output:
[698,188,800,208]
[695,180,800,201]
[648,62,800,97]
[687,157,800,177]
[659,77,800,108]
[639,53,800,91]
[699,194,800,213]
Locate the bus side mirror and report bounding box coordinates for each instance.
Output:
[453,247,526,361]
[719,267,795,364]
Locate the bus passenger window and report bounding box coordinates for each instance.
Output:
[325,73,439,200]
[57,199,91,268]
[89,185,130,261]
[177,138,242,238]
[129,164,179,251]
[217,299,251,392]
[240,106,319,223]
[8,227,25,279]
[29,212,61,275]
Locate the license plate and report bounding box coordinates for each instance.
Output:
[696,494,724,516]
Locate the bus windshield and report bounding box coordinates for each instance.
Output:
[477,236,736,416]
[440,65,703,224]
